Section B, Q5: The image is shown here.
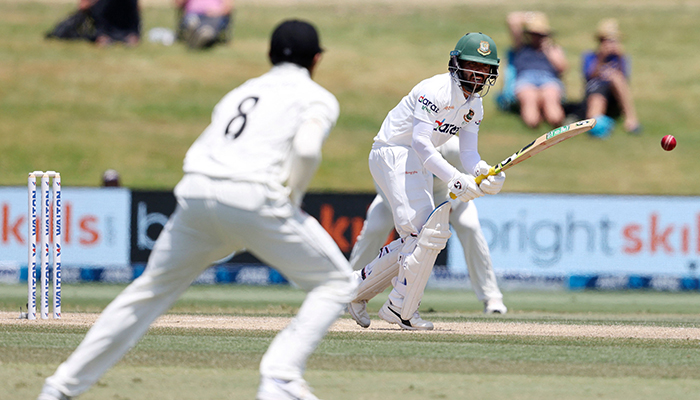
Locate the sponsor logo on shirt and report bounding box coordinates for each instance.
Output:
[443,106,455,110]
[418,95,439,114]
[434,119,460,135]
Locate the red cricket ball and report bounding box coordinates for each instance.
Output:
[661,135,677,151]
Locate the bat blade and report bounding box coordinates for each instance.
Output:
[473,118,596,185]
[449,119,597,199]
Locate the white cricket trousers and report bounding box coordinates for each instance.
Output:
[46,192,356,396]
[369,144,435,237]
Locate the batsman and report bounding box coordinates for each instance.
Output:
[348,32,507,330]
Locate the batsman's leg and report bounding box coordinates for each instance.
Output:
[369,146,442,330]
[348,237,404,327]
[348,193,395,271]
[379,202,451,330]
[346,193,396,327]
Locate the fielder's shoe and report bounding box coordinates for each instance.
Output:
[483,298,508,314]
[257,376,320,400]
[378,300,434,330]
[347,300,371,328]
[37,384,72,400]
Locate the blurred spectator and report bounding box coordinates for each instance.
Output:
[102,169,120,187]
[582,19,641,138]
[506,11,568,129]
[175,0,234,49]
[45,0,141,47]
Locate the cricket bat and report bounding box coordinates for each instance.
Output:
[450,118,596,198]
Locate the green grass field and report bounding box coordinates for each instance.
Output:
[1,284,700,400]
[2,0,700,194]
[3,2,700,399]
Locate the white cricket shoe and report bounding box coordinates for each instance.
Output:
[257,376,320,400]
[483,298,508,314]
[347,300,371,328]
[378,300,434,330]
[37,384,71,400]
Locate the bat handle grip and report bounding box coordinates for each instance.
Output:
[448,167,497,199]
[475,166,497,185]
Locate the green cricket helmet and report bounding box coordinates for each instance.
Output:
[448,32,500,97]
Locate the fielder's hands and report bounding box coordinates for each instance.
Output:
[473,160,506,195]
[448,173,484,202]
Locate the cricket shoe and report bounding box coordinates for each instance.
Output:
[257,376,320,400]
[378,300,434,330]
[347,300,371,328]
[37,384,72,400]
[483,298,507,314]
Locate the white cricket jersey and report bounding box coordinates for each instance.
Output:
[373,73,484,178]
[182,63,339,187]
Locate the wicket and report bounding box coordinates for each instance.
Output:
[27,171,61,320]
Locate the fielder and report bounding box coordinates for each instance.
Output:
[37,20,356,400]
[348,136,506,329]
[349,32,506,330]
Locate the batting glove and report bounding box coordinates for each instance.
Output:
[473,160,492,177]
[448,173,484,202]
[479,172,506,195]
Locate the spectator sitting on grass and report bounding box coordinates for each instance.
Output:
[175,0,233,49]
[582,18,641,138]
[45,0,140,47]
[506,11,568,129]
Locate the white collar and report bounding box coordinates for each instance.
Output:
[271,62,310,77]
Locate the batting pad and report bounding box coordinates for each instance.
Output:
[400,201,452,320]
[353,237,404,301]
